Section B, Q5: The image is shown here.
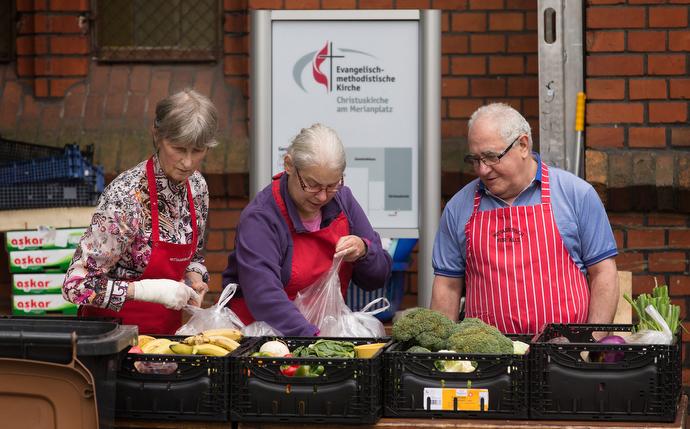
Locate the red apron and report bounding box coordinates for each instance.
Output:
[231,173,353,325]
[464,161,589,334]
[82,157,198,335]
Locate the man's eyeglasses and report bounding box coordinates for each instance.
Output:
[296,169,344,194]
[464,135,521,167]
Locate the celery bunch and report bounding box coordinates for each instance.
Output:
[623,279,685,334]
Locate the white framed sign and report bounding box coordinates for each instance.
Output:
[250,9,441,307]
[271,19,419,229]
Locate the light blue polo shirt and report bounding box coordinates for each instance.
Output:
[432,153,618,278]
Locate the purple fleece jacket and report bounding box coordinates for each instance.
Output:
[222,173,393,336]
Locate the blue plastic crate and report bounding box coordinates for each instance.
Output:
[0,136,94,163]
[0,144,100,184]
[389,238,418,262]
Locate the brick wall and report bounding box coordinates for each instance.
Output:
[585,1,690,213]
[16,0,90,98]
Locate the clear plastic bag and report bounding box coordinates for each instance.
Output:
[625,305,674,345]
[242,321,283,337]
[175,283,245,335]
[294,255,388,337]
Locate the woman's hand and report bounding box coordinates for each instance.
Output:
[334,235,368,262]
[184,272,209,307]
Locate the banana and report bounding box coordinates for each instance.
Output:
[142,338,171,353]
[201,328,243,342]
[156,341,180,354]
[137,335,157,349]
[193,343,230,356]
[181,333,206,346]
[170,343,196,355]
[206,335,241,352]
[180,333,239,352]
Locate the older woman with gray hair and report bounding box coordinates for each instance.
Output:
[222,123,393,336]
[63,87,218,334]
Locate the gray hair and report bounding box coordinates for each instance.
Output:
[468,103,533,150]
[286,124,346,172]
[153,87,219,150]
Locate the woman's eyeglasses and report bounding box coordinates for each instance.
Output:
[296,169,344,194]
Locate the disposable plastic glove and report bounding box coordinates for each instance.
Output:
[133,279,201,310]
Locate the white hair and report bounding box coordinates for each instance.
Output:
[468,103,533,150]
[286,123,346,172]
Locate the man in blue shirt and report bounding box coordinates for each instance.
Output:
[430,103,619,334]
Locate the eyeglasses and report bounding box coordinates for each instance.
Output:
[295,169,344,194]
[464,135,521,167]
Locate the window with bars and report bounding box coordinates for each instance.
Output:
[95,0,220,62]
[0,2,12,62]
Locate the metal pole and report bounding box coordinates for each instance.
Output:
[418,9,442,309]
[249,10,273,199]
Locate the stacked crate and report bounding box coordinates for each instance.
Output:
[7,227,86,315]
[0,137,103,210]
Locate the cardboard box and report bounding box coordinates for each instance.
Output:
[13,294,78,315]
[13,273,66,295]
[9,248,76,273]
[6,227,86,251]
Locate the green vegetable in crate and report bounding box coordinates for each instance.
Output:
[406,346,431,353]
[623,280,686,335]
[291,339,356,358]
[446,318,514,354]
[391,308,457,352]
[513,340,530,354]
[293,364,325,377]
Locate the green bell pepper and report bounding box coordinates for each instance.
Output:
[293,364,325,377]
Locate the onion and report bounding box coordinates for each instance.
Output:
[259,340,290,357]
[590,335,626,362]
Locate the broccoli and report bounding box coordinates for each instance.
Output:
[391,308,457,351]
[406,345,431,353]
[446,318,514,354]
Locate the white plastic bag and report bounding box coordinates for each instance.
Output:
[625,305,674,345]
[345,297,389,337]
[175,283,245,335]
[294,255,388,337]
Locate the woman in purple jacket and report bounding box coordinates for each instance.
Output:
[222,124,393,336]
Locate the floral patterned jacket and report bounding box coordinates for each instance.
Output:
[62,154,210,311]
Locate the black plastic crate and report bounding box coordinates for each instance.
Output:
[0,314,122,324]
[230,336,391,424]
[0,137,94,163]
[0,144,101,184]
[384,334,532,419]
[529,323,682,422]
[115,335,233,422]
[0,176,103,210]
[0,317,137,429]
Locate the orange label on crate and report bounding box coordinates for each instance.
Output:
[422,388,489,411]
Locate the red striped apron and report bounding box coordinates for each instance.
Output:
[82,157,198,335]
[230,172,353,325]
[464,161,589,334]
